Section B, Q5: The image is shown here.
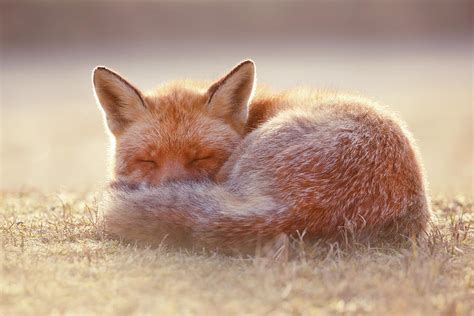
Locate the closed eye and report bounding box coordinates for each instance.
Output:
[138,159,157,165]
[191,156,213,163]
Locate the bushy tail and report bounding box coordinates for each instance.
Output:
[103,181,294,253]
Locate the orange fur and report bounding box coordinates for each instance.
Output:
[93,61,255,185]
[95,60,431,254]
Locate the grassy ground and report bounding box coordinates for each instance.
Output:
[0,191,472,315]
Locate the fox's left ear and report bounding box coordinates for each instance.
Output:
[206,60,256,130]
[93,66,147,136]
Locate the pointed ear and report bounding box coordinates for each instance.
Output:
[92,66,147,136]
[206,60,256,129]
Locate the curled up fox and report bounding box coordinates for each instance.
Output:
[93,60,431,253]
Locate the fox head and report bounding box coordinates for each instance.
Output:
[93,60,256,185]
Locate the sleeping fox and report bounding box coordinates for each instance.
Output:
[93,60,431,253]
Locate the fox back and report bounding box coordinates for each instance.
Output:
[220,90,431,241]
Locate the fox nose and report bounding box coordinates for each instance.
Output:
[159,160,189,183]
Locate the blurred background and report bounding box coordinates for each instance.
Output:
[1,0,472,195]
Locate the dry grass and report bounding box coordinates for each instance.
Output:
[1,191,472,315]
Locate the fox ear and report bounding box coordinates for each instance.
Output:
[206,60,255,129]
[93,67,147,136]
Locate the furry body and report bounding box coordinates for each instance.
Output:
[95,61,431,253]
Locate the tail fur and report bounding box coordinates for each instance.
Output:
[103,181,294,253]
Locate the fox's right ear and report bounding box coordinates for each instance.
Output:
[93,67,147,136]
[206,60,256,130]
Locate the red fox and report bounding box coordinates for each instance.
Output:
[93,60,431,253]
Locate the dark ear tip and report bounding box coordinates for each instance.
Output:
[93,66,108,83]
[92,66,123,86]
[232,60,256,81]
[93,66,112,76]
[238,59,255,70]
[241,59,254,64]
[94,66,108,71]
